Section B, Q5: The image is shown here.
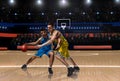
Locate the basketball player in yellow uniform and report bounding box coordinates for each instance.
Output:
[37,22,79,76]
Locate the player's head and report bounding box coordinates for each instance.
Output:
[40,29,47,37]
[47,22,54,32]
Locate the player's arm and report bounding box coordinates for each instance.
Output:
[55,37,62,50]
[26,37,42,46]
[51,43,54,50]
[37,31,58,47]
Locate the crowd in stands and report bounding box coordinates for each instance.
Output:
[64,33,120,45]
[11,33,120,47]
[11,33,41,46]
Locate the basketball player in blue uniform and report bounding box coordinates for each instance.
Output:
[21,29,54,74]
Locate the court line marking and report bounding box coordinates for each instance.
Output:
[27,53,100,56]
[0,65,120,68]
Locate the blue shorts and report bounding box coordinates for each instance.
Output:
[35,47,53,57]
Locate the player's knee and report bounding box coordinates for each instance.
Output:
[49,53,54,56]
[31,56,37,59]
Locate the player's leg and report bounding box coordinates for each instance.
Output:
[55,54,69,67]
[55,52,74,77]
[47,51,54,74]
[48,51,54,68]
[26,56,37,65]
[68,57,80,71]
[63,46,80,71]
[21,56,38,69]
[21,48,44,69]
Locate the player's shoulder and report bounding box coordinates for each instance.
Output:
[54,30,60,33]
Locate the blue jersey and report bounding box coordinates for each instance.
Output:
[35,35,52,57]
[40,36,52,50]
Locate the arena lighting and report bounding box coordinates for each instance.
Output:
[9,0,15,5]
[41,12,44,15]
[115,0,120,4]
[10,0,14,4]
[115,0,120,3]
[28,13,31,15]
[82,12,86,15]
[36,0,43,5]
[59,0,69,8]
[69,12,72,15]
[55,12,58,15]
[85,0,92,5]
[14,13,17,15]
[96,12,99,15]
[110,12,114,14]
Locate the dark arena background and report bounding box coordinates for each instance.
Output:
[0,0,120,81]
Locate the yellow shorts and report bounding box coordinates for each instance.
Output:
[57,39,70,58]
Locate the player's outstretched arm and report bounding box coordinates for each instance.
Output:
[26,37,42,46]
[37,31,58,48]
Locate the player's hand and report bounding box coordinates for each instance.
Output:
[23,43,27,46]
[36,45,42,49]
[55,44,60,50]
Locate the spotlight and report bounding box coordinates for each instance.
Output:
[115,0,120,4]
[28,13,31,15]
[85,0,92,5]
[41,13,44,15]
[83,12,86,15]
[37,0,42,4]
[10,0,14,4]
[14,13,17,15]
[59,0,69,8]
[115,0,120,3]
[36,0,43,5]
[96,12,99,15]
[110,12,114,14]
[61,0,66,4]
[55,12,58,15]
[69,12,72,15]
[9,0,15,5]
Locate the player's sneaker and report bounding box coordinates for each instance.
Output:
[21,64,27,69]
[48,68,53,74]
[67,67,74,77]
[74,66,80,71]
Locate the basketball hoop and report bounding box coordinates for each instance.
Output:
[61,23,66,30]
[56,19,71,30]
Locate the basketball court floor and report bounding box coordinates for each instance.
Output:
[0,50,120,81]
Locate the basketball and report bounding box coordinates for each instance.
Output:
[21,44,27,52]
